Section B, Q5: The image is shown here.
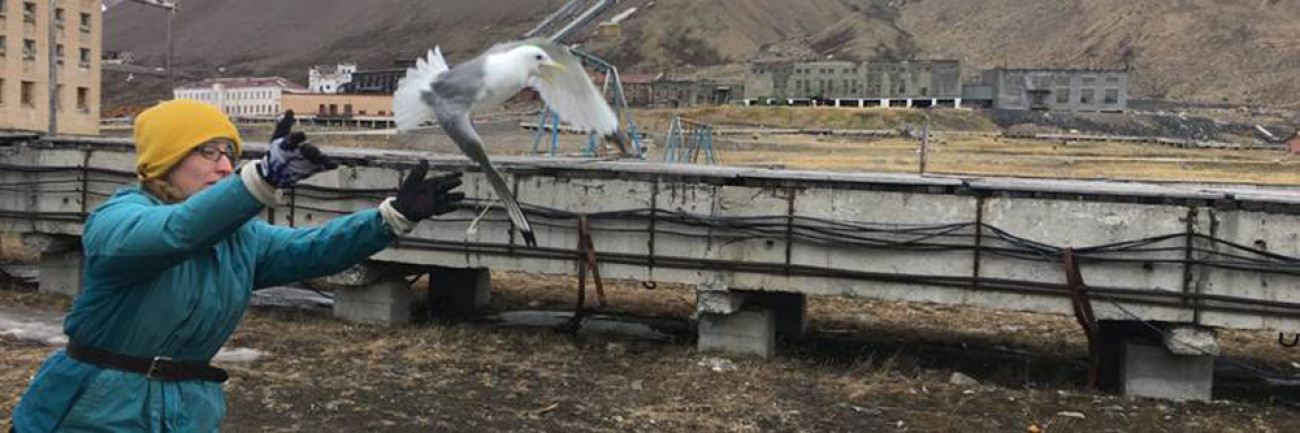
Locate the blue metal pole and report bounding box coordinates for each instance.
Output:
[549,112,561,156]
[664,118,679,163]
[532,108,550,154]
[704,126,716,164]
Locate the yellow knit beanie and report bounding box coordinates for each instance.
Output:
[133,99,242,180]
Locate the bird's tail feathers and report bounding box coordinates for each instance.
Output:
[395,47,451,131]
[480,163,537,247]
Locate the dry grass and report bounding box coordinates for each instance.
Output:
[3,275,1298,432]
[0,234,38,265]
[636,106,999,133]
[706,134,1300,185]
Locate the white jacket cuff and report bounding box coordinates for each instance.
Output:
[379,198,417,235]
[240,160,282,207]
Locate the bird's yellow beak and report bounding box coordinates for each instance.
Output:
[540,60,567,78]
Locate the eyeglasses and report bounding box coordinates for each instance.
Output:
[194,142,236,163]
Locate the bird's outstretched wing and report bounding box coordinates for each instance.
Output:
[527,43,620,136]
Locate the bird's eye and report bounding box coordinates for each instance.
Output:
[535,55,544,61]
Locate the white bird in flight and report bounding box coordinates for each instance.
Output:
[394,39,632,247]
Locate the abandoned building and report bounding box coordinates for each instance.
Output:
[281,92,394,119]
[744,59,963,108]
[339,67,408,94]
[743,59,1131,112]
[651,77,742,107]
[962,68,1130,112]
[308,63,357,94]
[595,73,744,108]
[1,0,102,135]
[286,60,418,120]
[173,77,307,118]
[308,60,415,95]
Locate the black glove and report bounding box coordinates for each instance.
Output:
[393,160,465,221]
[259,110,338,188]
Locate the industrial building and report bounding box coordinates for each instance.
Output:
[744,60,1130,112]
[964,67,1130,112]
[745,59,962,108]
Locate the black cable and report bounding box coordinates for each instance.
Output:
[1104,300,1300,387]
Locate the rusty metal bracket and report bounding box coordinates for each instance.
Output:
[1064,248,1102,390]
[565,214,608,332]
[1280,333,1299,348]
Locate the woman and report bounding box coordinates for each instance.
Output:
[10,99,464,432]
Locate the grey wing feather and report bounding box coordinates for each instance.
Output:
[434,108,537,246]
[431,57,489,107]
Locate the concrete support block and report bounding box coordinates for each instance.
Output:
[322,262,412,326]
[21,234,83,297]
[695,290,807,359]
[699,308,776,359]
[1097,321,1217,401]
[427,266,491,317]
[1122,341,1215,402]
[332,276,412,326]
[696,287,745,315]
[1164,326,1219,356]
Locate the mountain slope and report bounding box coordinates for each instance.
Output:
[103,0,1300,107]
[899,0,1300,106]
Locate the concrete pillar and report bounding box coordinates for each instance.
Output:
[955,98,963,109]
[695,288,807,359]
[1097,321,1216,401]
[322,262,412,326]
[699,307,776,358]
[21,234,83,297]
[1121,341,1214,401]
[427,266,491,318]
[905,99,914,108]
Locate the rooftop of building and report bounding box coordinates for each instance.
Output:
[177,77,308,91]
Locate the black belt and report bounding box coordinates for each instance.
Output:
[66,340,229,383]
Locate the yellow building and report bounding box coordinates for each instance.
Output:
[0,0,101,135]
[281,93,394,119]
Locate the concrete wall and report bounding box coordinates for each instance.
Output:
[3,138,1300,334]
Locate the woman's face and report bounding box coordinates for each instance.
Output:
[166,139,236,199]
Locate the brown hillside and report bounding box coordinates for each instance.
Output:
[103,0,1300,107]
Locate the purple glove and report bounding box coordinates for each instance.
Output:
[258,110,338,188]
